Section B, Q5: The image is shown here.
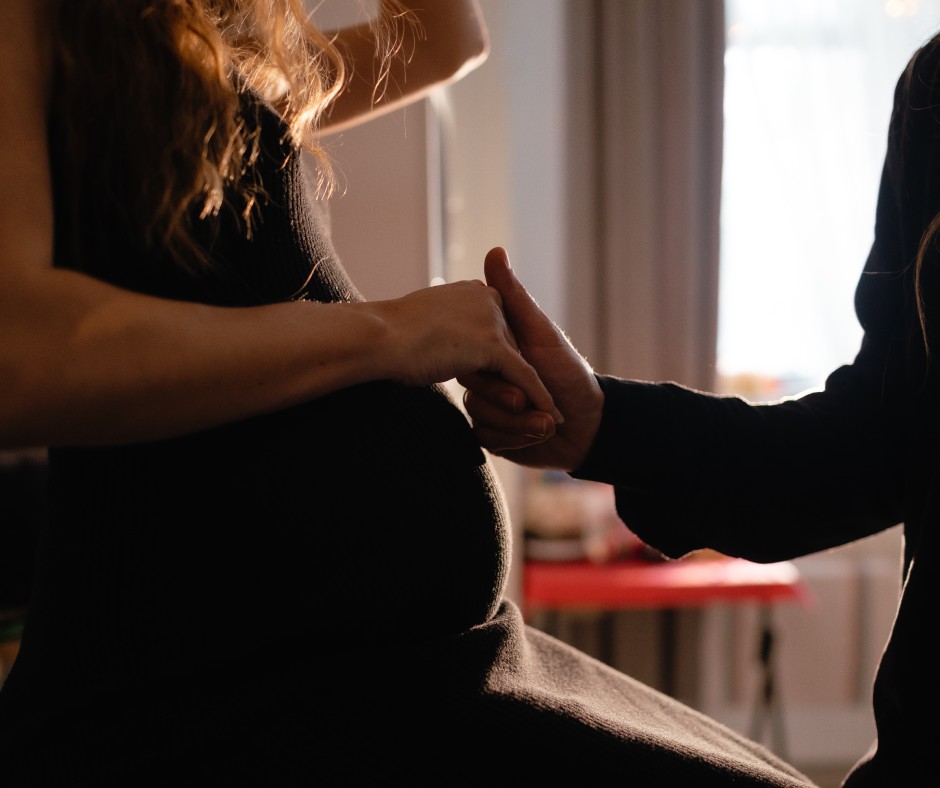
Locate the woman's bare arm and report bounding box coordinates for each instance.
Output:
[317,0,489,135]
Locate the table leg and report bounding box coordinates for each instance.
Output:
[660,608,677,697]
[748,606,788,759]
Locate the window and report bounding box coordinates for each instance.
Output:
[718,0,940,401]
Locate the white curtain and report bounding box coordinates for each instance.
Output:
[564,0,725,392]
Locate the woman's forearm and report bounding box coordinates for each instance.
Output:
[0,265,557,449]
[319,0,490,134]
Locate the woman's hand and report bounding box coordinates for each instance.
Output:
[458,247,605,472]
[368,278,562,424]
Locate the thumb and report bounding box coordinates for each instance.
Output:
[483,247,552,340]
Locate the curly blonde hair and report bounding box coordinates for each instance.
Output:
[48,0,413,275]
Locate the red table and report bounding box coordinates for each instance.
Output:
[523,556,811,758]
[524,556,810,612]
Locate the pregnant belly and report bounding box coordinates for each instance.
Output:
[48,380,512,655]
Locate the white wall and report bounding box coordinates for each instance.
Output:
[444,0,570,323]
[318,103,437,301]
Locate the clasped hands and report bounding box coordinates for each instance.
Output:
[457,246,604,473]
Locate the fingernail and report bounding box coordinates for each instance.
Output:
[524,415,554,439]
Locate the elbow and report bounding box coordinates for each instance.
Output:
[447,42,489,85]
[416,2,491,88]
[444,21,490,84]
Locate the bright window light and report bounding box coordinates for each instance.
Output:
[718,0,940,400]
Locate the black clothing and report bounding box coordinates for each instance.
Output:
[0,97,814,785]
[575,35,940,788]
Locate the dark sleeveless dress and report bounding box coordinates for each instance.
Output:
[0,96,815,786]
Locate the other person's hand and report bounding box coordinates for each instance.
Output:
[458,247,604,472]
